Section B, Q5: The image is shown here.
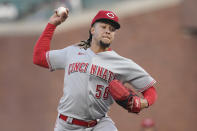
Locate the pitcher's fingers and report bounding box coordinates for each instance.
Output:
[61,10,69,20]
[54,9,58,16]
[66,8,69,14]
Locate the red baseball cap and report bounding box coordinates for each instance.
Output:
[91,10,120,29]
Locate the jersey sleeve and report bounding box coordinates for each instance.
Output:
[119,59,156,92]
[46,46,70,71]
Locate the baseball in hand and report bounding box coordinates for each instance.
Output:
[56,7,67,17]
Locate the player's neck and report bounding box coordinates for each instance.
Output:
[90,40,109,53]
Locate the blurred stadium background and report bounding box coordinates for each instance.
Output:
[0,0,197,131]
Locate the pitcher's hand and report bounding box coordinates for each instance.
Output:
[49,8,69,26]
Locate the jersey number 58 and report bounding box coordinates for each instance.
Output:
[95,84,110,100]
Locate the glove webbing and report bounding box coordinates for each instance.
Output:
[115,93,134,110]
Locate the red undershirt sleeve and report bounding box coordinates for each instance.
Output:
[142,86,157,106]
[33,23,56,68]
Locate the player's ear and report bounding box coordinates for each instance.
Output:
[90,26,95,35]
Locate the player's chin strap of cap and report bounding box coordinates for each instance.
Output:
[59,114,97,127]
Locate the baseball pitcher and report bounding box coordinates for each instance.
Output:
[33,8,157,131]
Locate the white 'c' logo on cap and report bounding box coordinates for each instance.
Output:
[106,13,115,18]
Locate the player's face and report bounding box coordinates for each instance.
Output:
[91,22,116,47]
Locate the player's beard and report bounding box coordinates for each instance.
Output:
[99,40,110,48]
